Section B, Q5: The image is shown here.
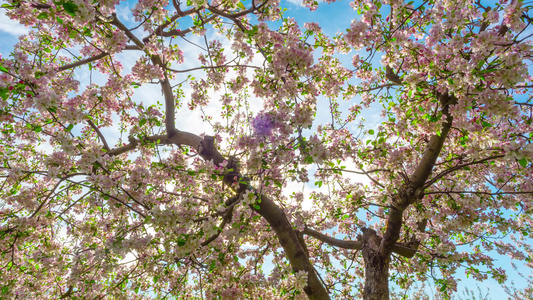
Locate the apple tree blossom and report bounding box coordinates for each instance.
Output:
[0,0,532,299]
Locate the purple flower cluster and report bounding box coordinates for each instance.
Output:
[252,112,275,137]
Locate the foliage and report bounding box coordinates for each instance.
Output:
[0,0,532,299]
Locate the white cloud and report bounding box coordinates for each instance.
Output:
[285,0,304,6]
[0,12,30,36]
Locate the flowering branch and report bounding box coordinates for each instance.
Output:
[58,53,109,71]
[86,119,110,151]
[423,155,505,189]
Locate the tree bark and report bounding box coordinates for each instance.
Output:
[360,92,457,299]
[362,228,390,300]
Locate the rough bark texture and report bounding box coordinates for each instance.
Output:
[362,228,389,300]
[257,195,331,299]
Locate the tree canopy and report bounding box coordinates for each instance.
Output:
[1,0,532,299]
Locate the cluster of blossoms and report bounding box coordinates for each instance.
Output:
[251,111,276,137]
[189,79,210,109]
[44,151,74,178]
[98,29,128,54]
[241,189,258,206]
[503,0,527,31]
[230,31,254,63]
[32,91,60,112]
[162,44,185,64]
[132,0,169,25]
[291,101,316,128]
[131,57,164,83]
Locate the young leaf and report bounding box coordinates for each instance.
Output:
[62,2,78,16]
[518,158,528,167]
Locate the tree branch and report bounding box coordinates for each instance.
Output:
[425,190,533,195]
[166,64,260,74]
[385,65,402,84]
[318,168,391,175]
[58,53,109,71]
[303,227,362,249]
[303,228,419,258]
[379,92,456,258]
[86,119,110,151]
[154,15,217,40]
[423,155,505,189]
[410,93,457,187]
[201,194,241,246]
[111,14,178,135]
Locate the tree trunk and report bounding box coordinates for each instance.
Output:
[362,228,390,300]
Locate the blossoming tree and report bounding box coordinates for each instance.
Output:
[1,0,532,299]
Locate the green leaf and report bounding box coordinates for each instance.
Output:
[82,27,92,37]
[1,3,15,9]
[56,17,64,24]
[37,12,48,19]
[209,260,216,271]
[0,65,8,73]
[518,158,528,167]
[481,121,492,128]
[479,68,497,74]
[139,118,147,126]
[440,283,447,292]
[177,235,187,246]
[368,129,374,135]
[66,124,74,132]
[144,215,152,223]
[0,87,9,101]
[253,204,260,210]
[315,180,323,188]
[62,2,78,16]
